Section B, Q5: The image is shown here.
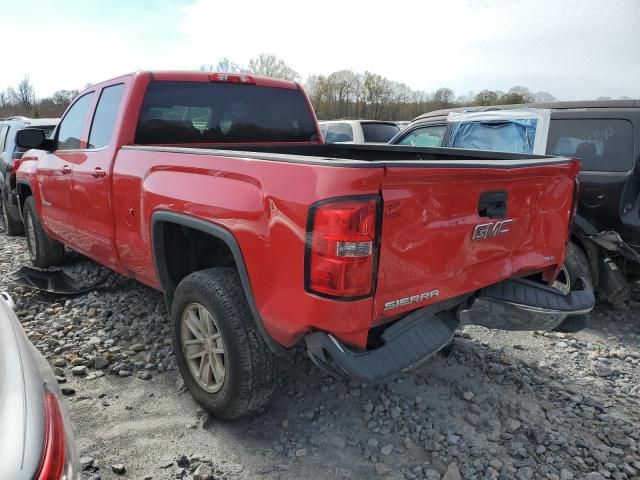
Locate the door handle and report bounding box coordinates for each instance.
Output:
[91,168,106,178]
[60,165,72,175]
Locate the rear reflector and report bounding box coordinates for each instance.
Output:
[35,389,67,480]
[305,196,379,299]
[209,73,256,84]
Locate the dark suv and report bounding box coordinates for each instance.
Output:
[390,100,640,304]
[0,116,58,235]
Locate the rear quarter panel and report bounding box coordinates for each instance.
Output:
[112,149,385,347]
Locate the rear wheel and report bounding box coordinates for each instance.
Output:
[172,268,275,419]
[1,196,24,236]
[23,196,65,268]
[553,241,592,333]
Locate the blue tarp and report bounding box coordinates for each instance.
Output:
[447,119,538,154]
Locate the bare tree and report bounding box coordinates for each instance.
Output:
[52,89,79,106]
[532,91,556,103]
[200,57,243,73]
[474,90,499,106]
[432,88,455,108]
[8,75,36,110]
[248,53,299,81]
[0,89,9,108]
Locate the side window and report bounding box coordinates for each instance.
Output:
[0,125,8,152]
[547,119,634,172]
[57,93,95,150]
[88,84,125,149]
[397,125,447,147]
[325,123,353,143]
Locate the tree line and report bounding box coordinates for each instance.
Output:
[1,53,633,121]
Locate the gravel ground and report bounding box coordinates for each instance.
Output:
[2,227,640,480]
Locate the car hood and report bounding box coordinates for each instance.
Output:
[0,298,45,480]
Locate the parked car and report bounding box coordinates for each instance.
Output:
[395,120,410,130]
[0,292,80,479]
[16,71,593,419]
[319,119,400,143]
[0,116,58,235]
[390,100,640,304]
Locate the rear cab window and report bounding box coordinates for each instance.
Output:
[361,122,400,143]
[397,125,447,147]
[325,123,354,142]
[546,119,634,172]
[135,81,319,144]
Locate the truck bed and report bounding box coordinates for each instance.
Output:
[124,142,567,167]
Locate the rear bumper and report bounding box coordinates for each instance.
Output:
[458,276,594,331]
[305,277,594,382]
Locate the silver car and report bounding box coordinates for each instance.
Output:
[0,292,80,480]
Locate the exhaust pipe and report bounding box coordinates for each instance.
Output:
[599,257,630,304]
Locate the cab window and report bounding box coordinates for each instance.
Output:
[88,84,125,149]
[397,125,447,147]
[547,119,634,172]
[0,125,9,152]
[57,93,95,150]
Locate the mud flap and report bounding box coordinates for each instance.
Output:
[11,266,110,295]
[458,277,595,331]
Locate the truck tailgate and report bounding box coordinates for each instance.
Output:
[374,158,580,320]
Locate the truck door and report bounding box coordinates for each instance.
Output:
[38,92,95,243]
[71,83,125,266]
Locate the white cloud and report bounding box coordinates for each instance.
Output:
[1,0,639,100]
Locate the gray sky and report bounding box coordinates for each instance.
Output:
[2,0,639,100]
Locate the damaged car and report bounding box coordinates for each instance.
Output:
[391,100,640,304]
[0,292,81,479]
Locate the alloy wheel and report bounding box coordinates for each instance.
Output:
[551,265,571,295]
[180,303,226,393]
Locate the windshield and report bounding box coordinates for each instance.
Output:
[361,122,400,143]
[447,119,538,154]
[135,81,319,144]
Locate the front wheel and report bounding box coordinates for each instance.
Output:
[23,196,65,268]
[172,268,275,419]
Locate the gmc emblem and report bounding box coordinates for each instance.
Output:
[472,219,513,241]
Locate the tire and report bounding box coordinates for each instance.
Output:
[553,241,592,333]
[23,196,65,268]
[1,196,24,236]
[172,268,275,419]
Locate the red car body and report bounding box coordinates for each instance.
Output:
[16,71,590,358]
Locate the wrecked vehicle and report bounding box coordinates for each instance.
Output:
[391,100,640,304]
[15,71,593,418]
[0,292,81,480]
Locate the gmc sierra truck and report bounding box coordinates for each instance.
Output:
[15,71,594,419]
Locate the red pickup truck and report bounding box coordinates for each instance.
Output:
[15,71,594,418]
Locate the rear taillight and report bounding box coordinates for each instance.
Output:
[10,159,22,176]
[305,196,380,299]
[36,389,67,480]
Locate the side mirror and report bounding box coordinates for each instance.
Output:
[15,129,55,151]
